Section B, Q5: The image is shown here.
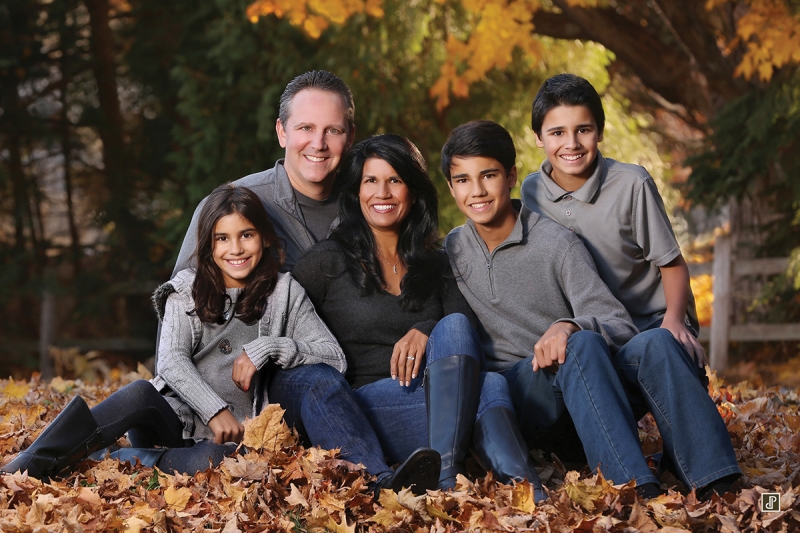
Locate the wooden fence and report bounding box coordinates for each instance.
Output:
[689,233,800,371]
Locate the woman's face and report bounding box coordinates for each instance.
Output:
[212,212,263,288]
[359,157,413,234]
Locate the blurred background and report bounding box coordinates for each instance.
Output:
[1,0,798,383]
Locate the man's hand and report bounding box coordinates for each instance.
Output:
[533,322,580,372]
[208,408,244,444]
[232,351,257,392]
[390,329,428,386]
[660,318,707,368]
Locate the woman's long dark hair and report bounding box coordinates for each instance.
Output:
[192,184,285,324]
[330,134,447,311]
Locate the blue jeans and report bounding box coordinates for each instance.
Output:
[613,328,741,488]
[267,363,393,478]
[501,330,658,486]
[353,313,513,465]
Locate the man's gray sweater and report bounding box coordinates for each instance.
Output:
[173,160,334,275]
[444,206,637,372]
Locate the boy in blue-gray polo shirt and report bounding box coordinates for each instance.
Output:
[521,73,740,498]
[442,120,662,498]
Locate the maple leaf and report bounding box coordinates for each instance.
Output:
[164,485,192,511]
[285,482,310,509]
[325,512,356,533]
[242,404,295,452]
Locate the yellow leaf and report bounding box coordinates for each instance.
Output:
[242,403,295,452]
[325,513,356,533]
[164,486,192,511]
[511,481,537,513]
[3,379,29,399]
[49,377,75,394]
[565,479,607,512]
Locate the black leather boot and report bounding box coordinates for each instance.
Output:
[472,406,546,502]
[1,396,104,481]
[425,354,481,490]
[372,447,441,498]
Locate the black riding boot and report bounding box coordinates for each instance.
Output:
[425,354,481,490]
[1,396,104,481]
[372,447,441,497]
[472,406,546,502]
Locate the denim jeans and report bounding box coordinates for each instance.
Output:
[267,363,393,478]
[501,330,658,486]
[613,328,741,488]
[272,314,514,469]
[353,313,513,465]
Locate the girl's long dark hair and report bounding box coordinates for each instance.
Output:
[330,134,446,311]
[192,184,285,324]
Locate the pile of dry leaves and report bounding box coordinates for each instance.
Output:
[0,365,797,532]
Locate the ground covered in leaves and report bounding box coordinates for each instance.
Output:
[1,364,798,532]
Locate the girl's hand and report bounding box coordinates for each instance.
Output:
[232,351,257,391]
[660,318,707,368]
[208,409,245,444]
[391,329,428,386]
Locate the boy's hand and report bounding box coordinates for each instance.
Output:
[533,322,580,372]
[232,351,257,392]
[209,409,245,444]
[660,319,707,368]
[391,329,427,386]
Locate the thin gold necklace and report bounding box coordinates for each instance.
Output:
[376,248,401,274]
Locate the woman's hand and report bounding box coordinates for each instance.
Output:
[232,351,257,392]
[208,408,245,444]
[391,329,428,386]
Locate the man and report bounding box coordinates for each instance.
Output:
[173,70,355,274]
[163,71,440,496]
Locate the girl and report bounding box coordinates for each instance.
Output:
[1,184,348,479]
[290,135,544,498]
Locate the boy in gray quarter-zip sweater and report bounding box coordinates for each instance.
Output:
[441,120,666,496]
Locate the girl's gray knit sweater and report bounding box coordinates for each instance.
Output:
[150,269,346,439]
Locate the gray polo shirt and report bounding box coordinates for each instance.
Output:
[521,153,698,333]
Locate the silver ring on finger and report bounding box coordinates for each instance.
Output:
[407,356,415,361]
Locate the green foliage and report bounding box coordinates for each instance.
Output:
[685,72,800,255]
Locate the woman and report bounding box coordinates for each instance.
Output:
[291,134,545,498]
[1,185,432,492]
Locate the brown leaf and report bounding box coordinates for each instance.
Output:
[242,404,295,452]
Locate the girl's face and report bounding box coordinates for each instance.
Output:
[212,212,264,288]
[358,157,413,234]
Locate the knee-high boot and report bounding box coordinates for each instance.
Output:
[472,406,546,502]
[426,354,481,490]
[1,396,104,481]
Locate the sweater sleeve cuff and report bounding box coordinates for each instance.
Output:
[242,337,278,369]
[554,318,585,331]
[195,396,230,426]
[411,319,437,337]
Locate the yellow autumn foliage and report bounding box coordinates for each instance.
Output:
[248,0,800,105]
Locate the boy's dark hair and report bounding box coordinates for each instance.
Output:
[530,73,605,136]
[279,70,355,133]
[193,184,285,324]
[440,120,516,182]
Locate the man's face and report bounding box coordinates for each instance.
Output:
[276,89,353,199]
[448,155,517,229]
[534,104,602,187]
